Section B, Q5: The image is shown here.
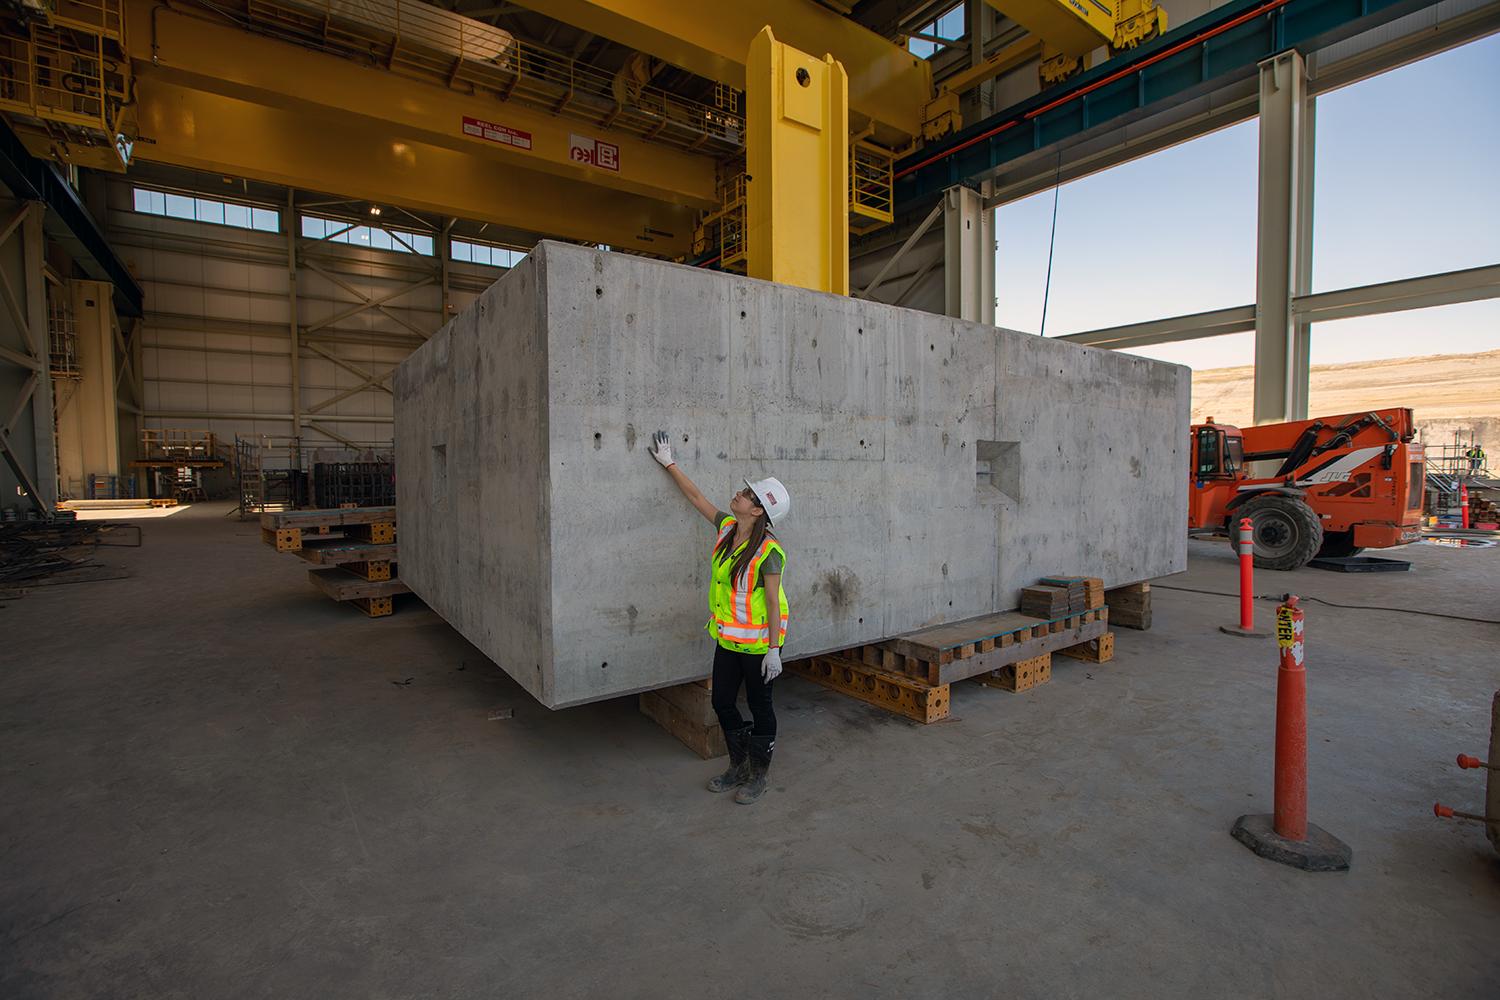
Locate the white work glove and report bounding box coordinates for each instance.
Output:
[762,647,783,683]
[649,429,675,468]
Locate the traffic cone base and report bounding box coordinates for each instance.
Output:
[1219,623,1271,638]
[1231,813,1352,872]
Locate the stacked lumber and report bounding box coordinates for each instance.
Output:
[1105,582,1151,630]
[639,679,728,759]
[259,507,409,617]
[1021,585,1073,617]
[1033,576,1105,613]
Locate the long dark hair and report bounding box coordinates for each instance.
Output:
[715,510,773,584]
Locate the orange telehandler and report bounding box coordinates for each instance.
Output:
[1188,408,1425,570]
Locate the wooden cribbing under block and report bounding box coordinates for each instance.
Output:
[974,653,1052,693]
[788,654,950,724]
[1055,632,1114,663]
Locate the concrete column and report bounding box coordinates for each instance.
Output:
[943,184,996,324]
[1253,51,1313,424]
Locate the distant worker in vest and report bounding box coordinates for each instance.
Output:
[1466,443,1486,476]
[648,430,790,804]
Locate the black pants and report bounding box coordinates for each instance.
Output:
[711,644,776,739]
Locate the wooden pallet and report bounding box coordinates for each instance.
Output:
[1105,582,1151,630]
[639,679,727,759]
[787,653,951,724]
[307,567,410,617]
[877,608,1110,685]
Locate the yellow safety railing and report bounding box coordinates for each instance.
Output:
[0,0,130,167]
[719,173,748,270]
[200,0,744,155]
[849,141,894,233]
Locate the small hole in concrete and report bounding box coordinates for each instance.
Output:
[595,287,603,297]
[796,67,811,87]
[740,310,746,319]
[857,327,863,335]
[948,600,953,606]
[682,435,688,443]
[593,432,601,440]
[930,344,934,351]
[859,439,865,447]
[811,338,817,348]
[601,661,608,669]
[858,617,864,624]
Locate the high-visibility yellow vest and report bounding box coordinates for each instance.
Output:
[708,514,789,654]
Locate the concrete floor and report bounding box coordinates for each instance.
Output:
[3,502,1497,999]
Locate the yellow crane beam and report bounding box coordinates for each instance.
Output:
[129,3,719,212]
[133,78,698,253]
[505,0,932,144]
[984,0,1113,58]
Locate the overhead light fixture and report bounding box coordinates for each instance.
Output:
[368,205,382,216]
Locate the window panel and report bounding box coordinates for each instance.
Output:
[164,193,195,219]
[131,186,278,233]
[251,207,280,232]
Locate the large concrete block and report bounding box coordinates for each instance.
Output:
[395,242,1188,708]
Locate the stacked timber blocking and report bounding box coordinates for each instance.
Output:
[259,507,410,617]
[787,606,1114,724]
[639,680,728,759]
[1105,582,1152,630]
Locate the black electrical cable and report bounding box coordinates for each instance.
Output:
[1037,149,1062,339]
[1152,583,1500,625]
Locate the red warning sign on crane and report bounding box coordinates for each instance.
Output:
[462,116,533,150]
[569,134,619,172]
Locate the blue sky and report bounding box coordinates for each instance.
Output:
[994,33,1500,370]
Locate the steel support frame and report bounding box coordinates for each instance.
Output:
[943,183,996,323]
[1253,50,1313,424]
[0,201,56,513]
[121,189,446,452]
[893,0,1446,209]
[280,197,441,447]
[1058,263,1500,347]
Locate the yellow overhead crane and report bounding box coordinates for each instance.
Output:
[0,0,1160,288]
[923,0,1168,138]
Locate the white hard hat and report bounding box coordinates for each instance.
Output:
[745,476,791,525]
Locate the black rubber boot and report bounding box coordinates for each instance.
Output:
[707,724,752,793]
[735,735,775,804]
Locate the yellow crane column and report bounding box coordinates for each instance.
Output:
[746,28,849,295]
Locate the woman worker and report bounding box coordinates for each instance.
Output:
[648,430,790,805]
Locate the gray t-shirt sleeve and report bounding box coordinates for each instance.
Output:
[762,550,784,576]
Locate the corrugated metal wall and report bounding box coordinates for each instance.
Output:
[102,178,499,452]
